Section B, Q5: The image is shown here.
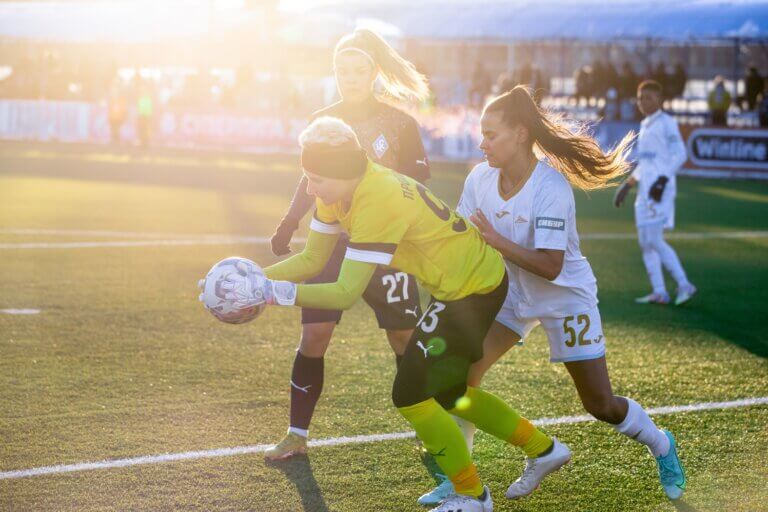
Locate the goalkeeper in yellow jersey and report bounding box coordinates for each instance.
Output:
[222,116,567,511]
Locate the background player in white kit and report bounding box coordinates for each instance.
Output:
[421,86,686,502]
[613,80,697,306]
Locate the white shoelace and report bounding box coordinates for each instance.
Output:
[517,458,538,487]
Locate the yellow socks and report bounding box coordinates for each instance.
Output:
[450,386,553,458]
[398,398,484,497]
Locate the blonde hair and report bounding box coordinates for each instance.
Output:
[484,86,633,190]
[334,28,429,102]
[299,116,361,150]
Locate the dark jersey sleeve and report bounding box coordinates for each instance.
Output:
[283,175,314,222]
[282,107,333,222]
[397,115,430,183]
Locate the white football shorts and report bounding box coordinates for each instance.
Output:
[495,299,606,364]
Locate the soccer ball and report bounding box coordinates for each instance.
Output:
[198,257,266,324]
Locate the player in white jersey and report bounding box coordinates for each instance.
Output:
[613,80,697,306]
[420,86,687,503]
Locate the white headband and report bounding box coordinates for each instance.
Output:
[336,47,376,67]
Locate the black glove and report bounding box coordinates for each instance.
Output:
[269,216,299,256]
[649,176,669,202]
[613,181,632,208]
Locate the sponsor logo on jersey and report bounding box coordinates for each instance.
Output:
[373,134,389,158]
[495,211,510,219]
[536,217,565,230]
[416,158,428,167]
[515,215,528,224]
[416,340,435,358]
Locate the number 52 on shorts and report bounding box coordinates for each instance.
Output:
[541,306,606,363]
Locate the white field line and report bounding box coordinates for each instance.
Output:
[1,229,767,250]
[581,231,768,241]
[1,396,766,481]
[0,228,237,239]
[0,237,277,249]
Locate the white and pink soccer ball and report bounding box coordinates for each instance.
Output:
[198,257,266,324]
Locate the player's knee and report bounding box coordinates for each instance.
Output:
[434,384,468,410]
[299,323,335,357]
[582,395,618,423]
[391,375,421,408]
[386,329,412,355]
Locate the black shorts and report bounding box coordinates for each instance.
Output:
[392,272,509,409]
[301,237,422,330]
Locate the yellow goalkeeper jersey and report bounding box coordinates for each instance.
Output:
[312,161,505,301]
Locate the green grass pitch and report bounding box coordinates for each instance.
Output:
[1,142,767,511]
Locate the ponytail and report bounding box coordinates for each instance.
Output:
[335,29,430,102]
[484,86,633,190]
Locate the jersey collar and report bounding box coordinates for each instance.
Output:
[496,160,540,201]
[641,109,663,127]
[339,96,380,121]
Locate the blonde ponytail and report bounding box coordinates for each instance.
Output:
[485,86,633,190]
[335,29,430,102]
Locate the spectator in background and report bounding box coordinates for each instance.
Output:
[652,62,669,99]
[574,65,593,106]
[469,61,492,108]
[708,76,731,126]
[600,87,620,121]
[107,81,127,145]
[592,61,607,100]
[619,61,639,100]
[669,63,687,100]
[745,67,764,111]
[604,61,620,97]
[758,83,768,127]
[136,78,155,147]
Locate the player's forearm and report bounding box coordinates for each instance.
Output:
[283,175,315,222]
[668,144,688,174]
[264,230,338,282]
[295,259,376,310]
[493,239,564,281]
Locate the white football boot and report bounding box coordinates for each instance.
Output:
[674,285,697,306]
[635,292,670,305]
[429,486,493,512]
[505,438,571,499]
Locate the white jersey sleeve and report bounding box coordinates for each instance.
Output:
[661,116,687,177]
[456,163,482,219]
[532,174,572,251]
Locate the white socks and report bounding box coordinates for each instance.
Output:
[453,415,477,453]
[638,223,691,294]
[288,426,308,438]
[614,397,670,458]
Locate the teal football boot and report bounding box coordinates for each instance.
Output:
[655,430,686,500]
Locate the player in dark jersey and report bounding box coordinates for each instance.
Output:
[265,29,432,461]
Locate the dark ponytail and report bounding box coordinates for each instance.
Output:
[484,86,633,190]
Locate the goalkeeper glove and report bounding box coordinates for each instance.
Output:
[221,262,297,307]
[613,181,632,208]
[648,176,669,202]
